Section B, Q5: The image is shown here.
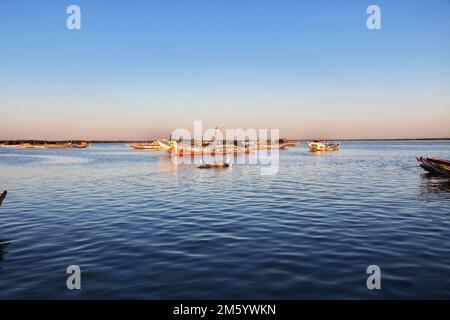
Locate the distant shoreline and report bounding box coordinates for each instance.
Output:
[1,138,450,144]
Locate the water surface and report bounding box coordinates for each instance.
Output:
[0,141,449,299]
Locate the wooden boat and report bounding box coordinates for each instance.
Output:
[19,142,90,149]
[130,141,162,150]
[132,144,161,150]
[308,141,340,152]
[0,191,6,207]
[255,144,282,150]
[0,144,21,148]
[69,142,91,149]
[20,143,47,149]
[416,156,450,177]
[197,160,231,169]
[157,140,249,156]
[282,140,300,147]
[44,143,72,149]
[254,141,289,150]
[277,139,300,147]
[157,139,178,153]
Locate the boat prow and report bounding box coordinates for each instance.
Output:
[416,156,450,177]
[157,139,177,153]
[0,190,7,207]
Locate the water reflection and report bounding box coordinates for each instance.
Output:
[156,154,181,172]
[0,239,11,268]
[420,173,450,194]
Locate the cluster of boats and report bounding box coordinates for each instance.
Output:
[128,138,301,155]
[2,139,448,176]
[0,142,91,149]
[1,139,338,153]
[127,138,342,169]
[128,139,341,155]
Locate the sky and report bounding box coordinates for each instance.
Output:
[0,0,449,140]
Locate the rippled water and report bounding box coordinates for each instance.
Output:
[0,141,449,299]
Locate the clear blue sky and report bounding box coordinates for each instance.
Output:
[1,0,449,140]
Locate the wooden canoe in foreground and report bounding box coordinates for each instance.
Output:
[197,161,231,169]
[416,156,450,177]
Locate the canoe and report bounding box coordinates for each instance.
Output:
[19,142,90,149]
[197,161,231,169]
[0,191,6,207]
[416,156,450,177]
[157,139,178,153]
[0,144,21,148]
[44,143,72,149]
[20,143,47,149]
[253,141,291,150]
[277,139,300,147]
[130,142,162,150]
[255,144,286,150]
[308,141,340,152]
[132,145,161,150]
[70,142,91,149]
[128,141,161,150]
[282,141,300,147]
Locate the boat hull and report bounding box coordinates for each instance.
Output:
[308,142,340,152]
[416,156,450,177]
[197,162,231,169]
[19,143,90,149]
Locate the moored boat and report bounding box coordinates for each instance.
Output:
[255,143,283,150]
[282,140,300,147]
[157,139,178,153]
[0,144,21,148]
[129,141,162,150]
[197,160,231,169]
[416,156,450,177]
[308,141,340,152]
[20,143,47,149]
[43,143,72,149]
[19,142,91,149]
[69,142,91,149]
[132,145,161,150]
[254,140,290,150]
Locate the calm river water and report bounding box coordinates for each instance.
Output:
[0,141,449,299]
